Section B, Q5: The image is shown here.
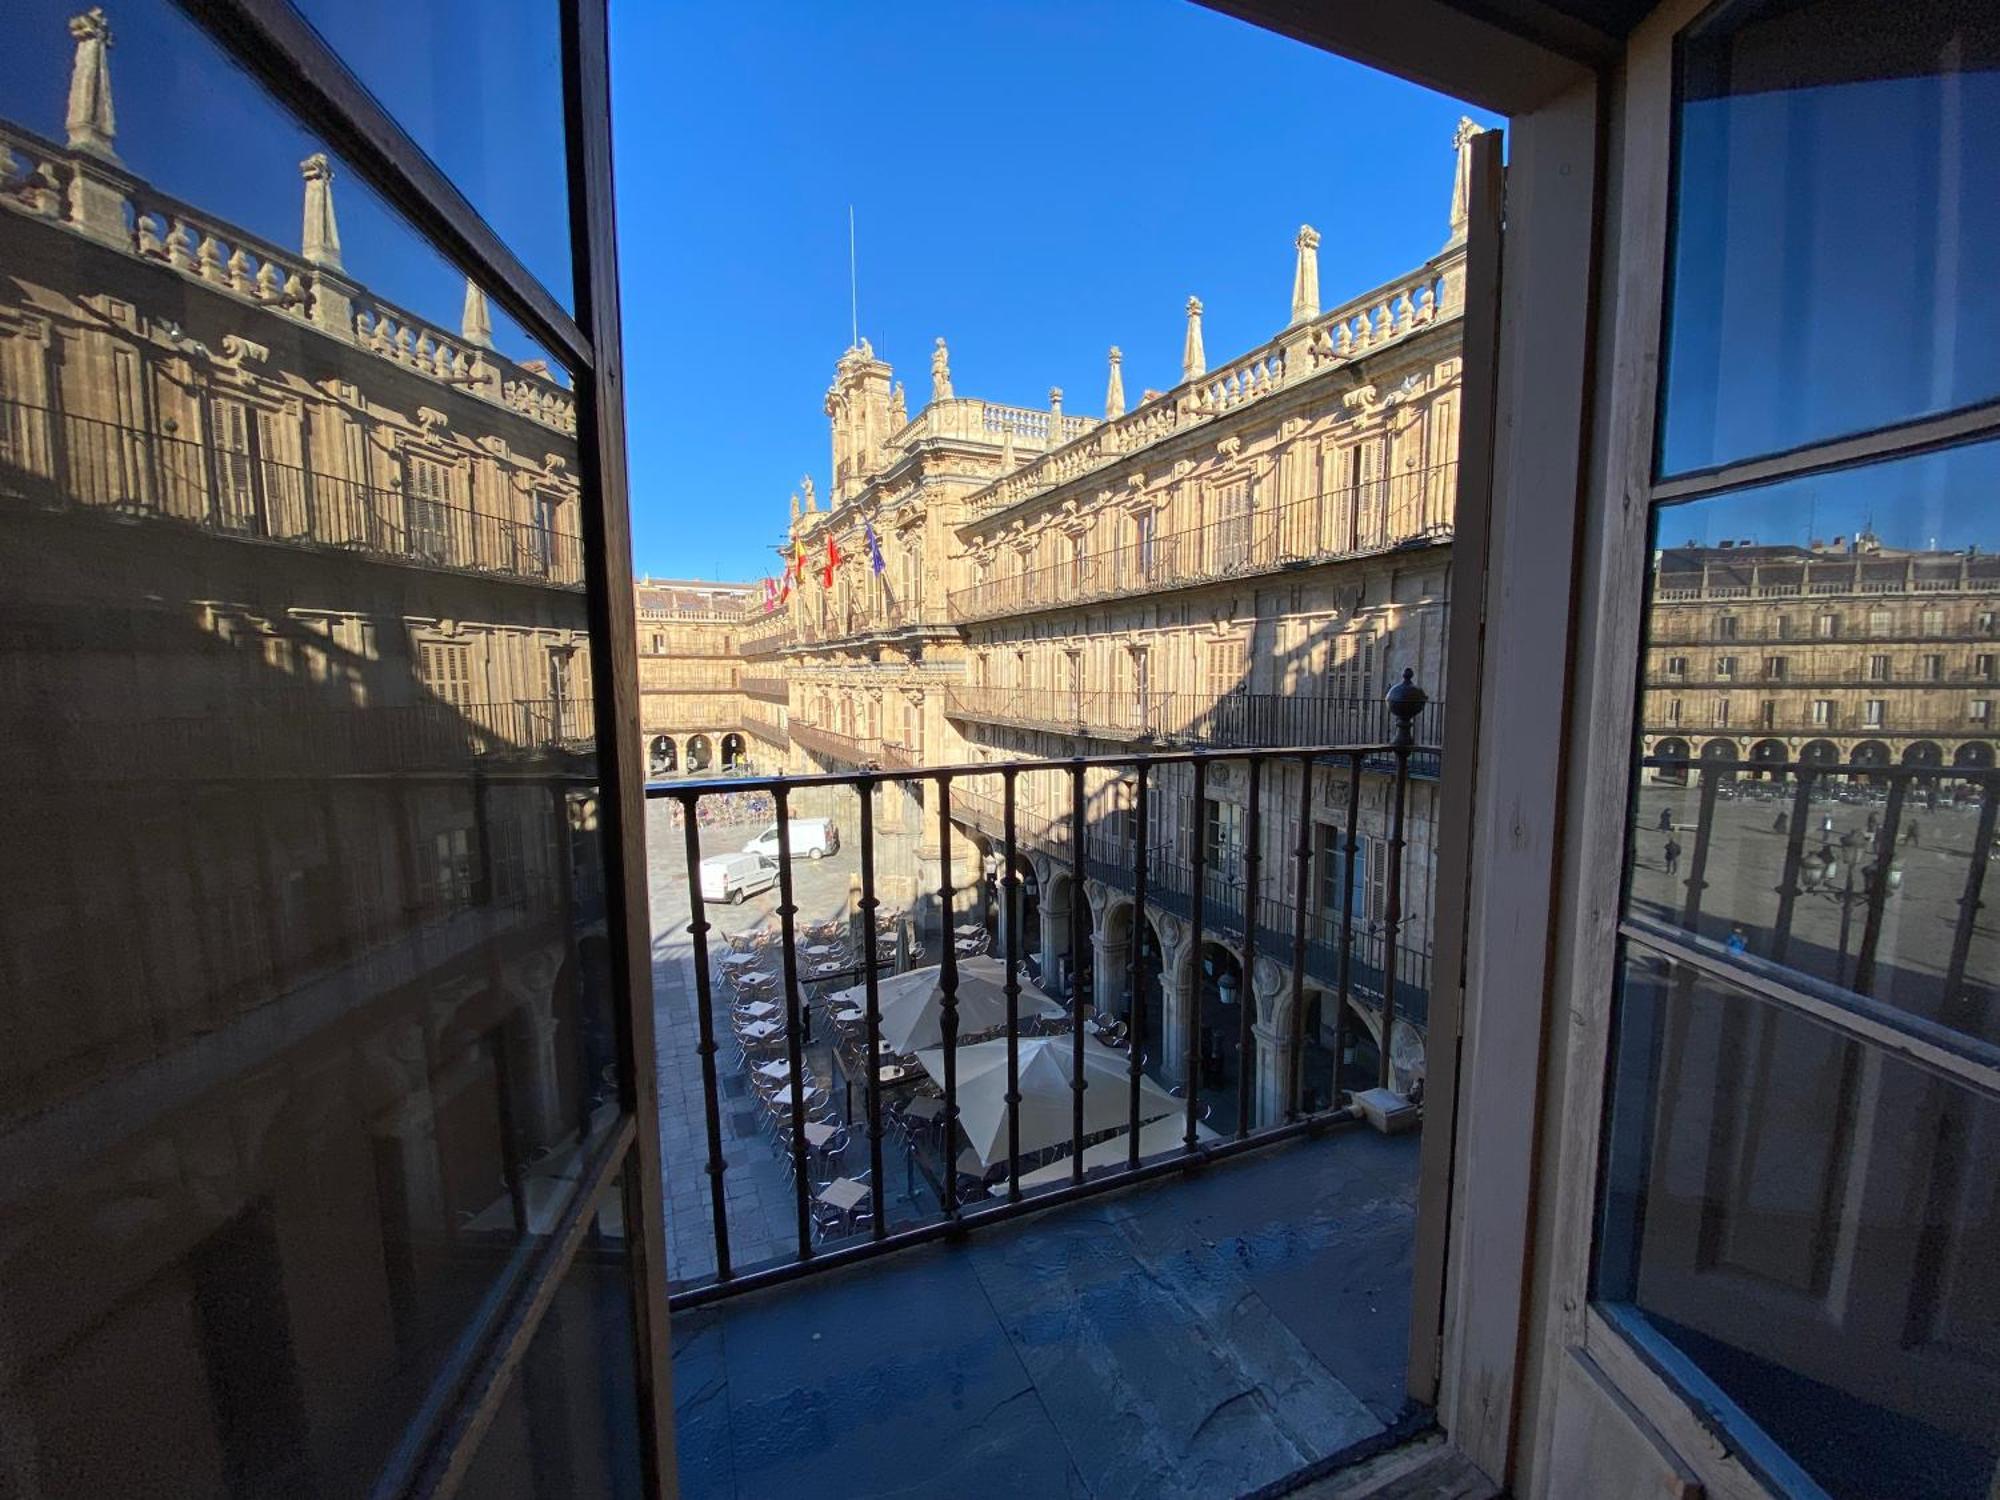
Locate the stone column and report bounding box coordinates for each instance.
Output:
[1248,958,1292,1127]
[1157,960,1192,1089]
[1037,871,1070,992]
[1092,929,1129,1017]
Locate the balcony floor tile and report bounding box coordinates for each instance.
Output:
[671,1132,1419,1500]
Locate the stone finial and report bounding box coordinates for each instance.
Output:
[1104,346,1125,419]
[931,337,953,402]
[1048,386,1063,427]
[300,153,344,270]
[1182,296,1206,384]
[802,474,817,511]
[1290,225,1321,326]
[790,490,801,521]
[1448,116,1481,244]
[890,380,908,429]
[460,278,493,349]
[65,9,117,160]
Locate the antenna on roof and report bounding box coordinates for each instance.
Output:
[848,204,859,351]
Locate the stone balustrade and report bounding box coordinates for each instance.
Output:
[964,251,1464,521]
[889,396,1097,451]
[0,118,576,436]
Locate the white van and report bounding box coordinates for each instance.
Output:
[742,817,839,862]
[699,852,777,905]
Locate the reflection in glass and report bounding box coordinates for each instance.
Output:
[459,1177,645,1500]
[0,3,614,1494]
[289,0,575,311]
[1660,2,2000,476]
[1628,441,2000,1039]
[1597,951,1999,1500]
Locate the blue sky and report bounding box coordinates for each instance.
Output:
[609,2,1495,583]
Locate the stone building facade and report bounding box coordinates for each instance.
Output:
[1640,539,2000,775]
[690,120,1487,1126]
[0,15,616,1493]
[636,577,756,775]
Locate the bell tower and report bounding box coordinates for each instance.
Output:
[825,339,895,503]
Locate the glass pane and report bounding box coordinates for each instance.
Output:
[459,1174,645,1500]
[290,0,575,311]
[1597,949,2000,1500]
[0,3,617,1494]
[1660,2,2000,476]
[1628,440,2000,1041]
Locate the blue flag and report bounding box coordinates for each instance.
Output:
[865,522,885,575]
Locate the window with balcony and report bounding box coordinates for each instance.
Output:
[1972,699,1992,724]
[1922,652,1943,681]
[419,639,474,707]
[1712,614,1738,640]
[1762,653,1785,679]
[1713,654,1735,678]
[1866,606,1892,636]
[1810,697,1834,726]
[1863,698,1885,727]
[1979,653,1996,680]
[1816,611,1841,638]
[1868,652,1891,680]
[1665,653,1687,677]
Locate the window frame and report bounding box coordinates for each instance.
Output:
[173,2,673,1493]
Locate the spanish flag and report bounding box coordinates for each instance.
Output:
[791,537,807,585]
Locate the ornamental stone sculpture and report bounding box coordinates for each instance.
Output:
[66,8,117,160]
[1104,347,1124,419]
[1448,116,1480,244]
[1290,225,1321,325]
[1182,297,1206,384]
[931,337,953,402]
[300,153,343,270]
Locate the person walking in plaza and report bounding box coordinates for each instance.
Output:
[1663,836,1682,876]
[1905,818,1920,848]
[1658,805,1674,832]
[1773,809,1788,835]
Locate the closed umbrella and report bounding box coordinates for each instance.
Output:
[914,1034,1179,1168]
[839,956,1062,1054]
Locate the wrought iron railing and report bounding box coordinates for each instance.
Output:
[0,399,585,587]
[739,707,789,750]
[654,697,1428,1309]
[741,675,790,702]
[788,721,882,765]
[945,685,1443,758]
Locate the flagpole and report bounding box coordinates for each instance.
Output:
[848,204,859,350]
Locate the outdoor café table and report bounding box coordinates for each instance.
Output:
[720,951,758,968]
[877,1062,912,1086]
[806,942,841,957]
[739,1000,778,1019]
[802,1119,838,1151]
[834,1006,867,1025]
[817,1176,869,1227]
[755,1059,791,1083]
[903,1094,944,1123]
[740,1020,781,1042]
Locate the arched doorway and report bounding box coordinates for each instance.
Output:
[1069,882,1096,1007]
[1135,916,1164,1081]
[1749,738,1788,779]
[1954,741,1995,769]
[1099,900,1135,1017]
[1652,736,1691,784]
[1802,738,1840,767]
[720,732,746,770]
[1851,740,1891,782]
[1901,740,1942,768]
[647,734,675,777]
[686,734,713,772]
[1194,941,1245,1134]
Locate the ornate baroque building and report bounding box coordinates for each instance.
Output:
[0,14,617,1492]
[636,576,756,776]
[685,121,1485,1125]
[1640,538,2000,775]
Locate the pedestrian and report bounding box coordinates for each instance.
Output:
[1657,806,1674,832]
[1726,925,1748,956]
[1773,809,1788,835]
[1866,811,1879,838]
[1904,819,1920,848]
[1821,812,1835,840]
[1664,837,1682,875]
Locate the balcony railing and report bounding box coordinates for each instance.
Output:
[946,685,1445,758]
[788,721,881,765]
[948,772,1432,1030]
[739,707,789,750]
[0,399,585,588]
[738,619,795,656]
[950,462,1456,622]
[874,738,923,771]
[740,675,790,702]
[652,717,1427,1307]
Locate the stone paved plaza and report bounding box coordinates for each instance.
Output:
[1629,777,1997,1017]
